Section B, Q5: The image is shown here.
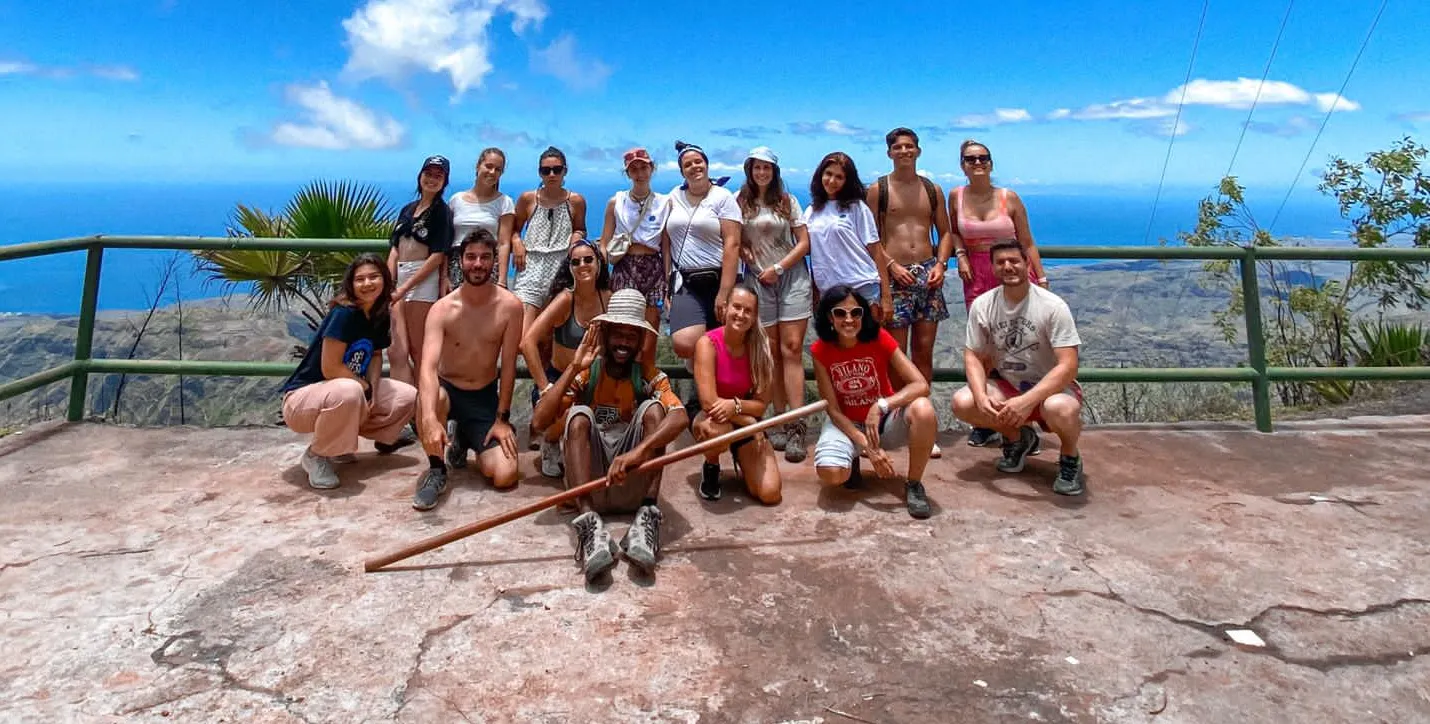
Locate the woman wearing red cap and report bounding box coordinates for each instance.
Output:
[599,147,668,362]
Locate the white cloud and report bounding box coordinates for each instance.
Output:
[529,33,610,91]
[270,82,405,150]
[1163,78,1360,113]
[1047,108,1072,120]
[1313,93,1360,113]
[951,108,1033,129]
[89,65,140,81]
[788,119,872,137]
[1072,98,1177,120]
[0,61,38,75]
[342,0,548,97]
[0,60,138,80]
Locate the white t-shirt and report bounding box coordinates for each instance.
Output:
[449,190,515,246]
[613,190,668,251]
[803,200,880,291]
[965,284,1081,392]
[665,185,741,270]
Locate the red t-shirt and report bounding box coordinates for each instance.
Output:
[810,328,899,421]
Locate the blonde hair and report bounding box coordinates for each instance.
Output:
[729,285,775,399]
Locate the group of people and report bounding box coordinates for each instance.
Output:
[278,129,1087,581]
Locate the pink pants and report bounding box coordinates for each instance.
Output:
[282,378,417,457]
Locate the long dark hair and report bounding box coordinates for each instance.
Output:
[547,239,610,301]
[331,253,393,328]
[477,147,505,193]
[738,158,791,220]
[814,284,879,344]
[809,152,865,212]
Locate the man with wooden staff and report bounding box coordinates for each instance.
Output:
[531,288,689,581]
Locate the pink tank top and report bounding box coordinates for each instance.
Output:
[954,186,1016,251]
[705,326,753,400]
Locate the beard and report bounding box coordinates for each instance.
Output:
[606,344,637,369]
[462,266,493,287]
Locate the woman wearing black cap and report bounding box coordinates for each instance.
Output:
[386,155,453,387]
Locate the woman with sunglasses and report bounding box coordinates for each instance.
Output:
[804,152,894,323]
[810,285,937,519]
[735,146,814,463]
[512,146,588,445]
[445,147,515,295]
[950,139,1049,448]
[387,155,454,387]
[662,141,742,361]
[691,284,781,504]
[599,147,668,362]
[520,240,611,477]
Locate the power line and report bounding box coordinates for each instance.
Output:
[1269,0,1389,231]
[1142,0,1212,246]
[1225,0,1297,180]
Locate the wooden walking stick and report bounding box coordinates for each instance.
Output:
[364,400,827,572]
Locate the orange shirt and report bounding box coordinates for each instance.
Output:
[558,360,683,427]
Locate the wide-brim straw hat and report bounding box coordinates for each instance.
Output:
[591,288,658,335]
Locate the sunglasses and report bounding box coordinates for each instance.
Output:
[831,307,864,320]
[539,166,566,176]
[569,255,597,267]
[962,154,992,165]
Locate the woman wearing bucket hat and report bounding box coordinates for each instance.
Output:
[387,154,454,388]
[735,146,814,463]
[599,147,668,362]
[662,140,742,362]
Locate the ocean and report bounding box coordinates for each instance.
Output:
[0,181,1350,315]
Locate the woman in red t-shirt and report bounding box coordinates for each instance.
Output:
[809,285,938,519]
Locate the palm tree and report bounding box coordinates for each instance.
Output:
[195,180,396,330]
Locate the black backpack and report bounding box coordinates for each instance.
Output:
[875,174,941,239]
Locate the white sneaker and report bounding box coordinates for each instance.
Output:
[540,439,564,478]
[930,443,942,460]
[301,448,340,489]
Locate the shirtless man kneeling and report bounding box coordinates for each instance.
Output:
[413,228,524,510]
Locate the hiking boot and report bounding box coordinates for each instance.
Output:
[768,423,788,452]
[621,504,663,573]
[784,420,808,463]
[1054,455,1086,496]
[700,461,722,501]
[905,480,932,519]
[412,468,449,511]
[968,427,1002,447]
[540,439,564,478]
[996,426,1038,474]
[444,420,467,469]
[572,511,616,580]
[301,448,340,490]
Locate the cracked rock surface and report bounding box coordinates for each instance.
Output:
[0,417,1427,722]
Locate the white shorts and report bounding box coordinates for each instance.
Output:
[397,260,440,303]
[813,408,910,470]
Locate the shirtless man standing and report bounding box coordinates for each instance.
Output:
[868,127,959,457]
[412,228,524,510]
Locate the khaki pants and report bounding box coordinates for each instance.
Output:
[563,399,663,514]
[282,378,417,457]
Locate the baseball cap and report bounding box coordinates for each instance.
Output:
[623,147,653,170]
[422,155,450,175]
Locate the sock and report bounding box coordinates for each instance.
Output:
[428,455,446,471]
[641,497,658,509]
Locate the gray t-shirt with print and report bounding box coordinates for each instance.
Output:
[965,284,1081,392]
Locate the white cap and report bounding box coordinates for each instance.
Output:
[746,146,779,165]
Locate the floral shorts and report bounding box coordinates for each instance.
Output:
[611,252,667,307]
[888,257,950,329]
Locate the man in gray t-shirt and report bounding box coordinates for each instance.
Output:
[952,240,1086,495]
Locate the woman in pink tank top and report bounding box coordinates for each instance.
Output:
[950,139,1048,309]
[692,285,782,505]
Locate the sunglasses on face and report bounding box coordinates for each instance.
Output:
[569,255,597,267]
[831,307,864,320]
[962,154,992,165]
[539,166,566,176]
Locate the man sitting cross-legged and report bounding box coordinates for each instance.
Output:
[531,289,690,581]
[951,239,1086,495]
[412,228,524,511]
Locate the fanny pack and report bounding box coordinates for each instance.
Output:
[677,268,722,296]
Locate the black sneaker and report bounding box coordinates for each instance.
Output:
[377,423,419,455]
[1054,455,1086,496]
[1029,432,1042,456]
[968,427,1002,447]
[412,468,448,510]
[699,462,722,501]
[905,480,932,519]
[996,426,1038,474]
[620,504,662,573]
[842,457,864,490]
[572,511,616,580]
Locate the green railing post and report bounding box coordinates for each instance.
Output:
[1239,245,1272,432]
[66,244,104,422]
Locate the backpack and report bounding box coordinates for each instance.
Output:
[584,358,663,407]
[875,174,941,239]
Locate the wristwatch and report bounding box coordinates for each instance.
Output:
[774,263,785,277]
[875,398,891,415]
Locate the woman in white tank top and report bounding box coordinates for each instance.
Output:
[599,147,668,362]
[445,147,515,295]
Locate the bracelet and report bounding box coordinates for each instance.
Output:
[955,249,968,257]
[885,258,899,270]
[1037,277,1049,284]
[733,398,743,415]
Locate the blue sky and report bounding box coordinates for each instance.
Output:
[2,0,1428,192]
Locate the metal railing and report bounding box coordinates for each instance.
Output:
[2,235,1428,432]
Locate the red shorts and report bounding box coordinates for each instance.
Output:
[992,377,1083,430]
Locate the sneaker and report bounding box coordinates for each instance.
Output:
[784,420,808,464]
[842,458,864,490]
[301,448,340,490]
[699,461,722,501]
[411,468,449,511]
[376,424,419,455]
[1054,455,1086,496]
[905,480,932,519]
[1029,433,1043,457]
[768,423,788,452]
[444,420,467,469]
[540,439,564,478]
[968,427,1002,447]
[620,505,663,573]
[996,426,1038,473]
[572,511,616,581]
[930,443,943,460]
[331,453,358,464]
